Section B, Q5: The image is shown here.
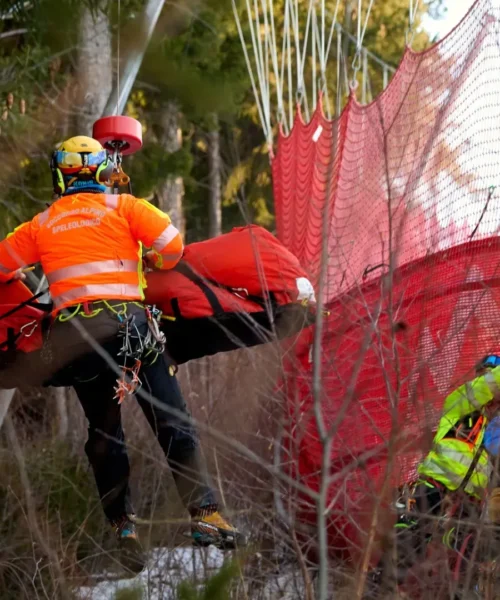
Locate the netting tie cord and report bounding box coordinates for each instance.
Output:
[405,26,416,47]
[350,49,362,90]
[295,86,305,107]
[276,105,285,127]
[317,72,328,99]
[362,263,389,280]
[406,0,421,47]
[469,185,497,241]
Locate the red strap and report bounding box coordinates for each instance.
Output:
[82,302,92,316]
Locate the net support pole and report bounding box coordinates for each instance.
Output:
[103,0,165,117]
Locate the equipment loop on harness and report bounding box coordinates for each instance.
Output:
[113,304,166,404]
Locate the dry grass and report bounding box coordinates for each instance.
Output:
[2,337,500,599]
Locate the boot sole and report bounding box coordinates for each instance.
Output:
[190,531,248,550]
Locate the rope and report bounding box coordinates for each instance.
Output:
[285,0,293,126]
[231,0,270,144]
[312,2,316,111]
[407,0,422,46]
[324,0,342,73]
[351,0,375,88]
[264,0,285,126]
[336,25,342,118]
[232,0,398,140]
[116,0,121,115]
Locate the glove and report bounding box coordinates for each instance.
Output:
[144,250,159,270]
[484,415,500,457]
[6,268,27,283]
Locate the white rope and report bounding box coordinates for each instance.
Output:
[291,0,302,99]
[352,0,376,86]
[297,0,314,119]
[336,24,342,118]
[261,3,271,128]
[359,0,376,50]
[357,0,362,50]
[285,0,293,127]
[324,0,342,72]
[312,4,317,112]
[252,0,270,131]
[266,0,285,125]
[116,0,121,115]
[231,0,270,143]
[362,48,368,104]
[409,0,422,27]
[407,0,422,45]
[232,0,398,141]
[321,0,325,82]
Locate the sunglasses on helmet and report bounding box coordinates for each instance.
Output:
[55,150,107,173]
[480,355,500,369]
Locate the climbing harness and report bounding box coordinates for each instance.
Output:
[53,298,167,402]
[113,304,166,404]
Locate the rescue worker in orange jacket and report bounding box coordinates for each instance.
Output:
[0,136,246,572]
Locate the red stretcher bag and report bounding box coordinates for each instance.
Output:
[0,226,315,373]
[145,225,316,363]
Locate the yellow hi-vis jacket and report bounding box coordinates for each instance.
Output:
[418,366,500,498]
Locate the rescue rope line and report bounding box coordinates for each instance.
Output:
[233,0,395,144]
[351,0,375,88]
[407,0,422,44]
[116,0,121,115]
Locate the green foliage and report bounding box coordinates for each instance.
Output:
[0,0,435,243]
[177,560,240,600]
[139,3,248,122]
[127,140,194,200]
[0,438,105,598]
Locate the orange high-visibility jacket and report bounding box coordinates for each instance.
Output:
[0,193,183,312]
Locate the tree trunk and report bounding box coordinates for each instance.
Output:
[207,114,222,238]
[155,101,185,234]
[0,388,15,432]
[76,3,112,134]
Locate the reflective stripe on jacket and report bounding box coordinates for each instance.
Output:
[418,439,490,497]
[418,367,500,497]
[0,193,183,311]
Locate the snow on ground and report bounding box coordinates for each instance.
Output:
[77,546,303,599]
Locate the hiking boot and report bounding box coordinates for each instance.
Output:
[191,509,247,549]
[111,515,146,573]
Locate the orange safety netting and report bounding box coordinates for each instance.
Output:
[272,0,500,562]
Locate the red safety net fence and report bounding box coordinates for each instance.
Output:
[271,0,500,564]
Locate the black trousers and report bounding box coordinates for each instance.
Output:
[381,483,479,587]
[59,304,216,522]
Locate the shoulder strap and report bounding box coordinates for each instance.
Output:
[174,261,275,312]
[174,263,224,315]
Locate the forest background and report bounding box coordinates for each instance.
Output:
[0,0,447,598]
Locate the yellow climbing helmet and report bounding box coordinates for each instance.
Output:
[50,135,113,197]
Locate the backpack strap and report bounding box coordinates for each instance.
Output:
[174,262,225,316]
[173,261,277,314]
[0,290,52,321]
